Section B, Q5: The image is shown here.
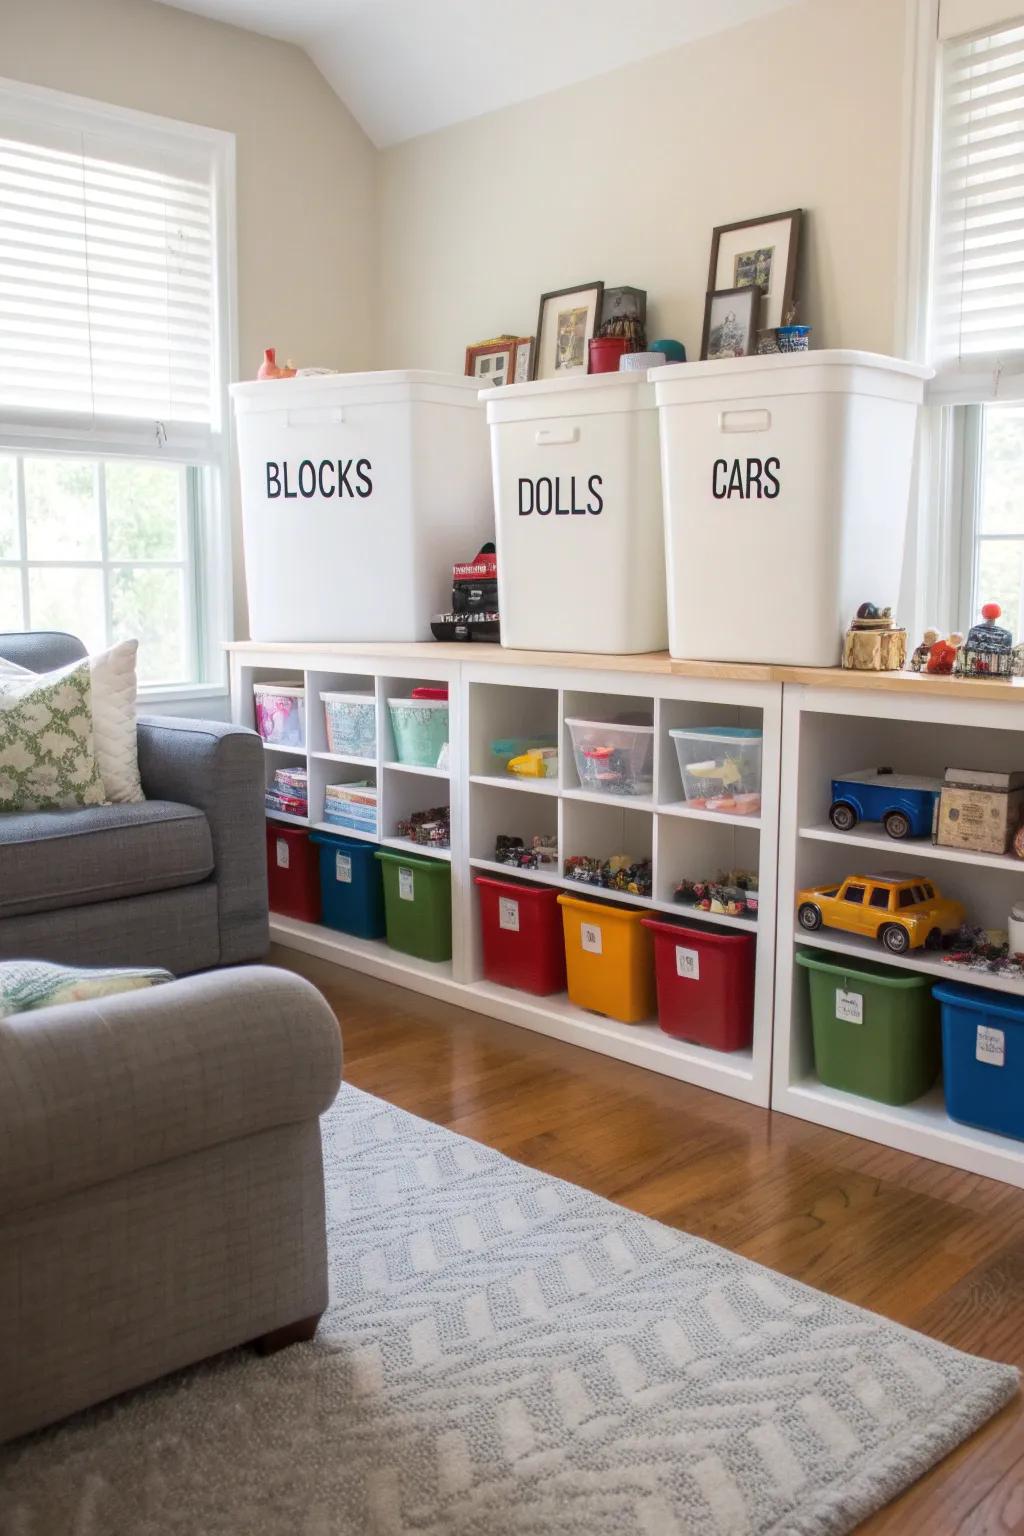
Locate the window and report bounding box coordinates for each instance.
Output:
[843,884,866,905]
[918,10,1024,632]
[870,887,892,909]
[899,888,919,908]
[0,79,234,694]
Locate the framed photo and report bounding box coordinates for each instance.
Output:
[465,337,517,388]
[512,337,533,383]
[701,286,760,361]
[532,282,604,380]
[707,209,802,331]
[465,336,535,388]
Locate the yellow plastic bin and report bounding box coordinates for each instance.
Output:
[557,893,655,1023]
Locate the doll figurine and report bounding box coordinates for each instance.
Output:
[909,627,940,672]
[926,632,964,675]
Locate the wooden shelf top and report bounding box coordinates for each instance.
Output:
[226,641,1024,701]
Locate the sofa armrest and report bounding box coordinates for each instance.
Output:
[0,966,341,1220]
[136,715,269,964]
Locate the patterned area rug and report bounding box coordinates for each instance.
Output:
[2,1086,1017,1535]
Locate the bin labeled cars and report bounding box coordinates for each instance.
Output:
[652,351,932,664]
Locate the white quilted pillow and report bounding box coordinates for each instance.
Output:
[90,640,144,803]
[0,640,143,803]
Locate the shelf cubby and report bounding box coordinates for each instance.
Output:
[774,683,1024,1187]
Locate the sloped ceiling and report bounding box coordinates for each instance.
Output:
[155,0,807,148]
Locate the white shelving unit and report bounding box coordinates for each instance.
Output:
[231,646,779,1107]
[774,683,1024,1188]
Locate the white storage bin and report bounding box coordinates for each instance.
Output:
[566,717,654,797]
[232,371,493,642]
[485,373,666,654]
[652,351,932,665]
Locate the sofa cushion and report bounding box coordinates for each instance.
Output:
[0,801,214,918]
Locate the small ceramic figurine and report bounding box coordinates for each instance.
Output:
[841,603,907,671]
[926,632,964,675]
[955,602,1015,677]
[909,627,940,673]
[257,347,297,380]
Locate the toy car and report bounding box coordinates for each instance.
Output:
[796,872,965,955]
[828,768,942,840]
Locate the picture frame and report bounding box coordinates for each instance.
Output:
[701,286,760,361]
[465,336,535,388]
[465,337,518,389]
[707,209,802,331]
[532,282,604,381]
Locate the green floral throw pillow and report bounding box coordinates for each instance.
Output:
[0,660,108,812]
[0,960,172,1019]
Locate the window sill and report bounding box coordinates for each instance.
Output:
[138,683,230,707]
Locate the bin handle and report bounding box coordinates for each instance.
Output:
[535,425,580,445]
[285,407,345,427]
[719,408,771,433]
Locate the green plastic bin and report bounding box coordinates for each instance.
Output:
[374,849,452,961]
[796,949,941,1105]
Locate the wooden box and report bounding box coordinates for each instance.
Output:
[935,769,1024,854]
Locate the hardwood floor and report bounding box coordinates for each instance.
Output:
[276,946,1024,1536]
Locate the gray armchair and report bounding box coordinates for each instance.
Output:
[0,966,342,1442]
[0,631,269,973]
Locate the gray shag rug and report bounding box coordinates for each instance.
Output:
[1,1085,1017,1536]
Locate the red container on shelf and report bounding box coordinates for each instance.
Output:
[266,822,321,922]
[641,917,755,1051]
[588,336,631,373]
[475,875,567,996]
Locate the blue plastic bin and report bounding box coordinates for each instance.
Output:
[310,830,386,939]
[933,981,1024,1141]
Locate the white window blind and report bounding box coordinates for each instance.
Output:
[0,85,223,457]
[931,18,1024,401]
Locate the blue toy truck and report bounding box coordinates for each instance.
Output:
[828,768,942,840]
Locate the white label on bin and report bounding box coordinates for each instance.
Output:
[581,922,603,955]
[276,837,289,870]
[675,946,700,981]
[335,853,352,884]
[976,1024,1005,1067]
[499,897,520,933]
[398,867,415,902]
[836,988,864,1025]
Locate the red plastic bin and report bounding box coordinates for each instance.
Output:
[475,875,567,996]
[640,916,754,1051]
[266,822,321,922]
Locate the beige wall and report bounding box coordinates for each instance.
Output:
[377,0,910,369]
[3,0,379,637]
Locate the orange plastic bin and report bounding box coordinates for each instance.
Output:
[557,892,655,1023]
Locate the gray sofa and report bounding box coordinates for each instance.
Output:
[0,965,343,1443]
[0,631,269,973]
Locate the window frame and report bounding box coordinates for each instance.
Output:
[900,1,1024,638]
[0,76,237,704]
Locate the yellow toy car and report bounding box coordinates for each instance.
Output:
[795,872,965,956]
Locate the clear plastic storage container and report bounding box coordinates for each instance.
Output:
[671,727,762,815]
[253,682,306,747]
[387,696,449,768]
[321,690,376,758]
[566,718,654,797]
